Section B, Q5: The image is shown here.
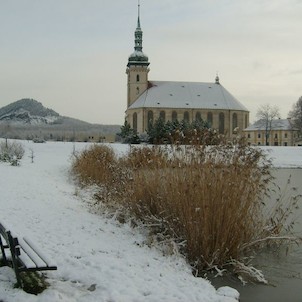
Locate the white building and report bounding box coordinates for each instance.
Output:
[244,118,299,146]
[125,4,249,137]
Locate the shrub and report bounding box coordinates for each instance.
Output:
[71,144,128,205]
[0,140,25,165]
[71,144,118,187]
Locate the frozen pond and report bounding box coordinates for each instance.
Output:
[211,168,302,302]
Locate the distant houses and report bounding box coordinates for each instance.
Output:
[244,118,300,146]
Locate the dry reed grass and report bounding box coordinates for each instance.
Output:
[71,141,300,277]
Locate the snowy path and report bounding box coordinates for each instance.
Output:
[0,141,238,302]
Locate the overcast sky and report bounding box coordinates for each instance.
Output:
[0,0,301,125]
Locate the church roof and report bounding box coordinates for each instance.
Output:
[244,119,297,131]
[128,81,249,111]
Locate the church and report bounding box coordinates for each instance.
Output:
[125,5,249,137]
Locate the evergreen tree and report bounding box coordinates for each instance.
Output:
[118,121,140,144]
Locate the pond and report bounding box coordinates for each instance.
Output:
[211,168,302,302]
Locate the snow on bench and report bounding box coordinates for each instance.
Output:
[0,222,57,288]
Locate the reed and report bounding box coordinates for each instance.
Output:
[71,141,299,276]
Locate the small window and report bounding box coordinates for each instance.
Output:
[207,112,213,127]
[159,111,166,123]
[136,74,140,82]
[133,112,138,131]
[274,133,278,139]
[147,111,153,131]
[219,112,225,134]
[184,111,189,123]
[136,87,139,95]
[247,134,251,139]
[172,111,178,122]
[232,113,238,132]
[195,112,202,122]
[284,142,288,146]
[284,133,288,138]
[258,133,261,139]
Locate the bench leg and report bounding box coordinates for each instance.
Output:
[7,231,22,287]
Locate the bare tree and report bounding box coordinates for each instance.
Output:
[288,96,302,132]
[256,104,280,146]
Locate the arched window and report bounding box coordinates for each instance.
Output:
[147,110,153,130]
[159,111,166,123]
[195,112,202,122]
[219,112,225,134]
[136,87,139,95]
[207,112,213,127]
[136,74,140,82]
[133,112,138,131]
[232,113,238,132]
[184,111,189,123]
[172,111,178,122]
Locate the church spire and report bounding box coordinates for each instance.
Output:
[137,0,141,29]
[127,0,149,67]
[134,0,143,52]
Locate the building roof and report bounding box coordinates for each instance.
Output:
[244,119,297,131]
[128,81,249,112]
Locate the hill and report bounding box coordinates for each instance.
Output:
[0,99,121,142]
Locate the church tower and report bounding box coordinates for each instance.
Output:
[126,1,150,108]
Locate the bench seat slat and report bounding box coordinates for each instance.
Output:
[18,238,48,268]
[23,237,56,268]
[18,252,37,270]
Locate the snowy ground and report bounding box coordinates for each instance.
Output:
[0,141,301,302]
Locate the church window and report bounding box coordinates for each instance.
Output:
[195,112,202,122]
[133,112,138,131]
[172,111,178,122]
[219,112,225,134]
[207,112,213,127]
[147,111,153,131]
[159,111,166,123]
[184,111,190,123]
[232,113,238,132]
[136,87,139,95]
[136,74,140,82]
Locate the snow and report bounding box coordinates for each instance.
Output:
[0,140,243,302]
[260,146,302,168]
[1,142,301,302]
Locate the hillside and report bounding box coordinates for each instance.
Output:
[0,99,121,141]
[0,99,59,124]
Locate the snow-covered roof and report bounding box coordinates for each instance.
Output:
[245,119,297,131]
[128,81,249,111]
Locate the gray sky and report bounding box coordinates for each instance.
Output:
[0,0,301,125]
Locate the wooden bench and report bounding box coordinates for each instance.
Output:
[0,222,57,288]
